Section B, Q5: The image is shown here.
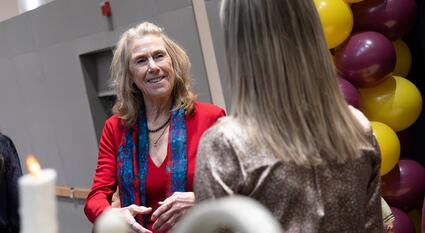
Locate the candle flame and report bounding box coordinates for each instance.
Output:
[26,154,41,176]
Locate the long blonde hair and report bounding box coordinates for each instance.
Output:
[111,22,196,128]
[220,0,373,165]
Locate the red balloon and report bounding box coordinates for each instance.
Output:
[382,160,425,211]
[334,31,396,88]
[351,0,417,40]
[391,207,416,233]
[337,77,361,108]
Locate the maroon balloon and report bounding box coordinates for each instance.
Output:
[390,207,415,233]
[351,0,417,40]
[337,77,361,108]
[382,160,425,211]
[334,31,396,88]
[422,197,425,233]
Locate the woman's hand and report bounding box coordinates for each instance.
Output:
[113,204,153,233]
[151,192,195,232]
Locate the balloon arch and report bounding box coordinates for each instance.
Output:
[314,0,425,232]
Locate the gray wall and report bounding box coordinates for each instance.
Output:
[0,0,19,22]
[0,0,227,232]
[205,0,232,107]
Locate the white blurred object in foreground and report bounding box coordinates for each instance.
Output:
[172,196,282,233]
[95,208,128,233]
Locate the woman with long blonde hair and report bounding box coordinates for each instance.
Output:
[84,22,225,233]
[194,0,384,232]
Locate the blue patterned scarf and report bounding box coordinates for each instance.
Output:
[117,105,187,208]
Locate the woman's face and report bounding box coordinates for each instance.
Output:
[129,35,175,101]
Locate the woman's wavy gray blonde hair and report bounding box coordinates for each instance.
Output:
[111,22,196,128]
[220,0,373,165]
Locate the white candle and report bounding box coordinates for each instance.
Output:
[18,155,58,233]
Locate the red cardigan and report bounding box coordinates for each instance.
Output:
[84,102,225,223]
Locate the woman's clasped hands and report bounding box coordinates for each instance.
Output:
[115,192,195,233]
[114,204,152,233]
[152,192,195,232]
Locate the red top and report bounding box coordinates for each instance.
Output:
[84,102,225,226]
[145,147,170,230]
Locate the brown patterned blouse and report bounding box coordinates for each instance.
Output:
[194,116,384,233]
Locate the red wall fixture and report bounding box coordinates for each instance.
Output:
[101,1,111,17]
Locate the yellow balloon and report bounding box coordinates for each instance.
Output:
[360,76,422,132]
[393,39,412,77]
[314,0,353,48]
[370,121,400,176]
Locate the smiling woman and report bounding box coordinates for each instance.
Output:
[84,22,225,233]
[129,35,175,101]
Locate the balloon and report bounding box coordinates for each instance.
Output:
[393,39,412,78]
[360,76,422,132]
[407,209,421,233]
[334,31,396,88]
[314,0,353,48]
[345,0,364,3]
[352,0,417,40]
[337,77,361,108]
[370,121,400,176]
[382,160,425,210]
[422,196,425,233]
[391,207,416,233]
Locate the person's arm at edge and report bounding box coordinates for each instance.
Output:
[349,106,384,232]
[84,119,118,223]
[4,136,22,233]
[194,125,241,202]
[365,132,385,232]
